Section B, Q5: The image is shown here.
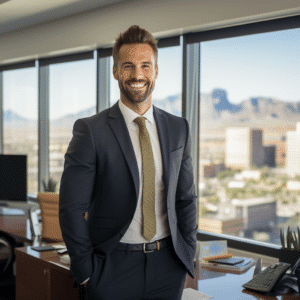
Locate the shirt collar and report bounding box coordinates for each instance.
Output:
[118,99,154,126]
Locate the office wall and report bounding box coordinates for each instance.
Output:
[0,0,300,64]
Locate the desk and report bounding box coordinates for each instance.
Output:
[15,247,85,300]
[186,259,300,300]
[15,246,300,300]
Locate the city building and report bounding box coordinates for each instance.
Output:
[235,170,261,181]
[286,122,300,177]
[227,181,246,188]
[286,180,300,190]
[198,216,244,236]
[263,145,276,167]
[203,163,226,178]
[264,140,286,166]
[231,197,277,232]
[225,127,265,170]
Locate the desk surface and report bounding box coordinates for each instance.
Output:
[15,246,300,300]
[186,259,300,300]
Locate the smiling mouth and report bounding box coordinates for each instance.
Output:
[128,82,147,89]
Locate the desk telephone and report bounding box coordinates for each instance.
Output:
[243,258,300,295]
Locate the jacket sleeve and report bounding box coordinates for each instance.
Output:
[59,118,96,285]
[175,118,198,260]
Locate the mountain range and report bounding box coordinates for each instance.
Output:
[4,89,300,131]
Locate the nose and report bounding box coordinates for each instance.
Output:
[131,66,144,80]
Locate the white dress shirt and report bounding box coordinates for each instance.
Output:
[118,99,170,243]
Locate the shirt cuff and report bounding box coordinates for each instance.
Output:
[81,277,90,285]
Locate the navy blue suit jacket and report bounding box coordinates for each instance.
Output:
[59,102,198,285]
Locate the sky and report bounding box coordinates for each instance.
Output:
[3,27,300,120]
[201,27,300,104]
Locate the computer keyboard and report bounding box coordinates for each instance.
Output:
[242,262,291,293]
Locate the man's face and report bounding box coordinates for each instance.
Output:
[113,43,158,105]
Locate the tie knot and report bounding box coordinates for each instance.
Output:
[134,117,146,129]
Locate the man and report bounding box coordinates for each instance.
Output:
[59,25,197,300]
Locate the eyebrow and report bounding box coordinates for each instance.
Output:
[121,61,152,66]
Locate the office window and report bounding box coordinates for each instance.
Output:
[49,60,96,192]
[199,28,300,247]
[110,45,182,116]
[3,68,38,195]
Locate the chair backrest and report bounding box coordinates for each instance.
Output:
[37,192,64,242]
[0,236,13,275]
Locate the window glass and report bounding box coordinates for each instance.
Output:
[199,28,300,246]
[3,68,38,195]
[49,60,96,192]
[110,45,182,117]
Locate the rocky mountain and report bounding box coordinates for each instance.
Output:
[4,89,300,131]
[51,107,96,127]
[3,110,35,126]
[200,88,300,132]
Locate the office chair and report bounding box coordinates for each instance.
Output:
[37,192,64,242]
[0,235,13,275]
[0,235,15,299]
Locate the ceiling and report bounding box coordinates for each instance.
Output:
[0,0,127,35]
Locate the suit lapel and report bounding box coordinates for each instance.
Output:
[108,103,171,201]
[153,106,170,193]
[108,103,140,200]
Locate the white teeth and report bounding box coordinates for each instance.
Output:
[130,83,145,88]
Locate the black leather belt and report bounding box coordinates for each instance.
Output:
[115,236,171,253]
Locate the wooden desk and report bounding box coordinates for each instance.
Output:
[15,246,300,300]
[15,247,85,300]
[186,259,300,300]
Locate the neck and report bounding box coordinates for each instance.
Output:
[120,97,152,116]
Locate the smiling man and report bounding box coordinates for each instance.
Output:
[59,25,197,300]
[114,43,157,115]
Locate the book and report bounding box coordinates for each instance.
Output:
[200,257,255,273]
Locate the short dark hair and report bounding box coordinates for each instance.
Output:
[113,25,158,67]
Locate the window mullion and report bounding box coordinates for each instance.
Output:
[0,71,3,153]
[38,62,50,192]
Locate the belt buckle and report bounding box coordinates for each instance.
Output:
[143,243,154,253]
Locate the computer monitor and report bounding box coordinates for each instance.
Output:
[0,154,27,202]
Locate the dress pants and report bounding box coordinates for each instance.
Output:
[85,239,187,300]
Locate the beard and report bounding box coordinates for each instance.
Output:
[118,79,155,104]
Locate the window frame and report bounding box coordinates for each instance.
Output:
[188,14,300,258]
[42,52,96,191]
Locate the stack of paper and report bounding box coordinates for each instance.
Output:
[182,288,212,299]
[199,240,255,273]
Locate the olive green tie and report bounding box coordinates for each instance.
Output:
[134,117,156,241]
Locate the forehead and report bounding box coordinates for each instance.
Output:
[118,43,155,62]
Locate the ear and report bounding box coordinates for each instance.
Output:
[113,65,118,80]
[155,65,158,80]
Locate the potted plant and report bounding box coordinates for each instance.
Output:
[42,178,57,193]
[279,226,300,266]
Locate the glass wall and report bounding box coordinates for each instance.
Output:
[198,28,300,246]
[49,60,96,192]
[110,45,182,116]
[3,68,38,195]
